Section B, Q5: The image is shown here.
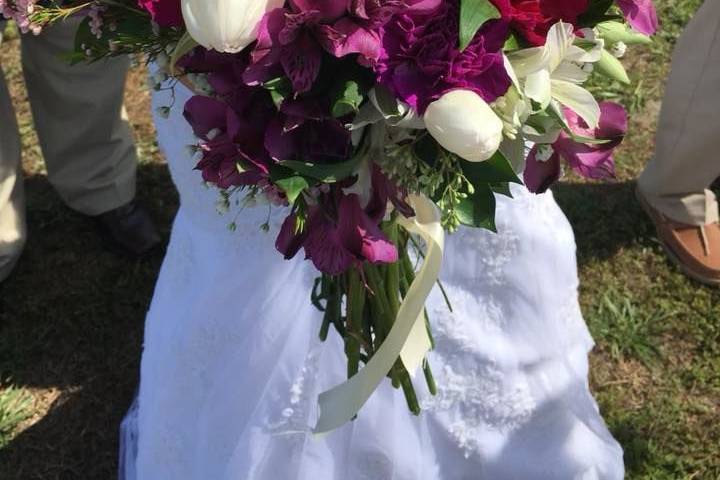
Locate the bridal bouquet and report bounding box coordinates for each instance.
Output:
[18,0,656,431]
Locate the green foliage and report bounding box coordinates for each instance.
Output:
[280,155,363,184]
[0,386,32,449]
[332,81,364,118]
[459,0,501,51]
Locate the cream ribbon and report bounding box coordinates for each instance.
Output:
[314,194,444,434]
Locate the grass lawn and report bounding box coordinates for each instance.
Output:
[1,2,719,478]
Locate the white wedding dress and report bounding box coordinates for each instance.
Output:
[119,83,625,480]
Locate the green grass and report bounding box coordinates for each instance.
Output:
[0,385,32,449]
[1,1,719,479]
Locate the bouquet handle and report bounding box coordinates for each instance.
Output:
[314,195,444,434]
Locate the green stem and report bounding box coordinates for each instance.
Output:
[423,359,438,396]
[345,269,365,379]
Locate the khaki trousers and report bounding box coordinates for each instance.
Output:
[0,20,137,281]
[638,0,720,226]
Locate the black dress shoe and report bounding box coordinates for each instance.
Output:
[92,201,161,256]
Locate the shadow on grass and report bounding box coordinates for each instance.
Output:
[552,180,657,267]
[0,162,177,479]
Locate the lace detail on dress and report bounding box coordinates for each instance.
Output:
[266,343,323,435]
[423,353,536,459]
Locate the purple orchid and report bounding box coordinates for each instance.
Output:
[374,0,511,113]
[524,102,628,194]
[616,0,658,36]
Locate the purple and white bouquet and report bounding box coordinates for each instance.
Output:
[15,0,657,430]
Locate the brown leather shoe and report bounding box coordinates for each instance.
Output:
[92,200,161,257]
[637,187,720,286]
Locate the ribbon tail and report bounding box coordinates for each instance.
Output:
[313,194,444,434]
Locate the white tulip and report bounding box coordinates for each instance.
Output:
[424,90,504,163]
[181,0,284,53]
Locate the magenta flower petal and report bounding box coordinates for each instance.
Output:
[138,0,183,27]
[280,31,323,93]
[318,19,383,62]
[524,146,562,194]
[563,146,616,180]
[541,101,627,188]
[276,213,308,260]
[304,208,357,275]
[290,0,347,21]
[595,101,629,139]
[617,0,658,35]
[338,194,398,265]
[183,96,229,138]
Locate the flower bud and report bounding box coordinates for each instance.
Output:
[424,90,504,163]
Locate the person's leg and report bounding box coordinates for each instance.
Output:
[20,18,137,216]
[638,0,720,226]
[0,64,26,282]
[21,19,160,255]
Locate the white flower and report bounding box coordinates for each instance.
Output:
[424,89,504,163]
[181,0,284,53]
[508,22,604,128]
[611,41,627,58]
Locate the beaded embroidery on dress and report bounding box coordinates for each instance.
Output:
[119,82,625,480]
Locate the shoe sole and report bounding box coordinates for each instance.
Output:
[635,186,720,287]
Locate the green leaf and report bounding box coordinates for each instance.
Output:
[461,150,522,186]
[280,156,362,183]
[371,85,402,117]
[274,176,310,204]
[595,49,631,85]
[503,33,521,51]
[578,0,615,26]
[263,77,293,109]
[457,184,497,231]
[332,81,364,118]
[459,0,501,51]
[490,182,513,198]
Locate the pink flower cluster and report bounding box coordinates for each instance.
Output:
[1,0,41,35]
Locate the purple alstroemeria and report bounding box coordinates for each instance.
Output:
[276,193,398,274]
[308,193,398,274]
[245,0,437,93]
[183,80,277,188]
[276,168,404,275]
[184,96,248,188]
[524,102,628,194]
[264,99,352,163]
[244,8,325,93]
[617,0,658,36]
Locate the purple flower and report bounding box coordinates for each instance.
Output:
[524,102,628,194]
[617,0,658,36]
[264,99,352,164]
[183,54,278,189]
[276,168,404,275]
[138,0,183,28]
[375,0,511,113]
[244,8,325,93]
[245,0,440,93]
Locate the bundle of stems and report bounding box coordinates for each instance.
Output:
[312,218,437,415]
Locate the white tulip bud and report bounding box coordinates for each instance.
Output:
[181,0,284,53]
[424,90,504,163]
